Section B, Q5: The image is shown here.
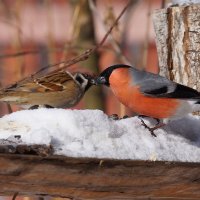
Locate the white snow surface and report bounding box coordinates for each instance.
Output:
[0,108,200,162]
[171,0,200,5]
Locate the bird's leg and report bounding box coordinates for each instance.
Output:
[138,115,165,137]
[140,118,157,137]
[154,118,160,126]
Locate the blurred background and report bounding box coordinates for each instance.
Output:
[0,0,169,118]
[0,0,172,199]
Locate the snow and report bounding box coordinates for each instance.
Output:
[0,108,200,162]
[171,0,200,5]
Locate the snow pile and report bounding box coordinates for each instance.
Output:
[0,108,200,162]
[171,0,200,5]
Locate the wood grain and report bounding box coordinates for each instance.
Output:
[0,153,199,199]
[153,4,200,92]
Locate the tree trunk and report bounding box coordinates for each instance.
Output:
[153,3,200,90]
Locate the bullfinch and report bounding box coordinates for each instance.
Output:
[0,71,94,109]
[95,64,200,135]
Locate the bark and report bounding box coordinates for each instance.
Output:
[0,153,200,199]
[153,4,200,90]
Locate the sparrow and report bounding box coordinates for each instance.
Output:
[0,71,94,109]
[94,64,200,135]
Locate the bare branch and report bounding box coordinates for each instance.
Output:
[0,45,89,59]
[96,1,132,48]
[0,50,39,58]
[0,0,131,89]
[50,0,132,74]
[27,1,131,77]
[88,0,137,65]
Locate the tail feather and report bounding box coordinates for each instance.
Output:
[195,100,200,104]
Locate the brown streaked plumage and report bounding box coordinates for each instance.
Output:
[0,71,94,109]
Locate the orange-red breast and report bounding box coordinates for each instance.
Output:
[0,71,94,109]
[95,64,200,126]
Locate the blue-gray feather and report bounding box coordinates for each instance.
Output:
[129,67,200,99]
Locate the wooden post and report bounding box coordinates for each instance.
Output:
[153,3,200,90]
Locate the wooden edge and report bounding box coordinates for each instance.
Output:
[0,153,200,199]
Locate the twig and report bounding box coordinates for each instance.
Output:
[51,0,132,74]
[89,0,138,117]
[1,0,131,88]
[89,0,133,65]
[0,45,89,59]
[0,50,39,58]
[96,1,131,48]
[34,48,94,76]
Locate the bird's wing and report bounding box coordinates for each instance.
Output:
[2,71,75,94]
[129,67,200,99]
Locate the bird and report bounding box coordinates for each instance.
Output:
[0,71,94,109]
[94,64,200,136]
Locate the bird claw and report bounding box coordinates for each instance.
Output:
[109,114,129,120]
[140,118,157,137]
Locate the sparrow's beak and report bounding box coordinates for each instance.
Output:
[90,79,97,85]
[93,76,107,85]
[81,74,96,86]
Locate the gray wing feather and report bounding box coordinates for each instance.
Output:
[129,67,200,99]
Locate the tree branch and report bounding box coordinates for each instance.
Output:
[0,0,131,89]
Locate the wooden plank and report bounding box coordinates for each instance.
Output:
[0,153,199,199]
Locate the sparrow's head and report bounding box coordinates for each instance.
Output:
[95,64,131,87]
[74,72,96,91]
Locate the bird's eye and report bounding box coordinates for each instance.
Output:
[99,77,106,83]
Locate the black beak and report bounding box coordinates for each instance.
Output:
[92,77,107,85]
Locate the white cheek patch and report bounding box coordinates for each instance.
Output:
[80,78,88,90]
[74,74,88,90]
